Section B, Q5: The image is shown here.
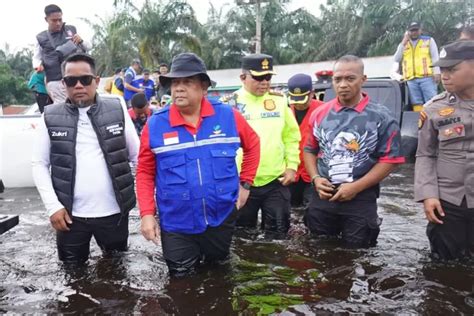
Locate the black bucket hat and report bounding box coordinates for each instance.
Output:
[159,53,212,87]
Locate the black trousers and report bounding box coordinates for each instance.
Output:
[427,199,474,261]
[56,213,128,263]
[35,92,52,113]
[289,179,315,210]
[161,208,238,276]
[236,180,291,238]
[305,187,381,247]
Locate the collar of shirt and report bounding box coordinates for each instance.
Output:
[169,97,215,133]
[333,92,369,113]
[239,87,269,102]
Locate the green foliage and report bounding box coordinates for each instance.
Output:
[0,47,34,106]
[58,0,474,73]
[230,257,326,315]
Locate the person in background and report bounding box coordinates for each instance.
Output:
[123,59,143,107]
[32,53,139,264]
[28,70,52,113]
[415,41,474,261]
[156,63,171,100]
[132,68,155,101]
[304,55,405,247]
[392,22,440,112]
[136,53,260,276]
[32,4,90,104]
[128,92,152,136]
[287,73,323,212]
[459,24,474,40]
[111,68,126,97]
[160,94,172,108]
[229,53,301,239]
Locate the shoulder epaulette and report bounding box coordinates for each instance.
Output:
[424,91,447,108]
[268,90,284,97]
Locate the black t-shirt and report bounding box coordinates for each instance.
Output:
[294,108,309,126]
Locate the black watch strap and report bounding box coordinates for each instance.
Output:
[240,181,252,190]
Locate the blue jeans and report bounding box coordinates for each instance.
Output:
[407,77,438,105]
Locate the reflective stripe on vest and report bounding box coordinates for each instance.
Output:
[402,37,433,80]
[148,101,240,234]
[151,137,240,154]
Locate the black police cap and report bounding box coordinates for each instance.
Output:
[241,53,277,76]
[432,40,474,68]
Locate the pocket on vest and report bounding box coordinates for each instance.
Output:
[210,149,237,179]
[159,154,187,184]
[160,188,194,230]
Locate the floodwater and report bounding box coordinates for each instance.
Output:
[1,163,473,315]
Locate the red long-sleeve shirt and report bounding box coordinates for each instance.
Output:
[136,98,260,217]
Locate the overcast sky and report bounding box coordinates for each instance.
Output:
[1,0,322,52]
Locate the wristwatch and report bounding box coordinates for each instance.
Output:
[310,174,323,187]
[240,181,252,190]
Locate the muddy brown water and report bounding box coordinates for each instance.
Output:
[1,164,473,315]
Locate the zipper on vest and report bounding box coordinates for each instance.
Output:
[194,134,209,225]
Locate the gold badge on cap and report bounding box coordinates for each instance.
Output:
[438,107,455,116]
[294,88,301,94]
[264,99,276,111]
[261,58,269,70]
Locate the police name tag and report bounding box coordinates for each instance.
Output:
[260,112,281,118]
[106,123,124,136]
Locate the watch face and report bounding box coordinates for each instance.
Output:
[241,182,251,190]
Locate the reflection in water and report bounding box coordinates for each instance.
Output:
[0,164,473,314]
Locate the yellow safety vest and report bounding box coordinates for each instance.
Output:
[402,36,433,80]
[111,78,124,96]
[231,88,301,187]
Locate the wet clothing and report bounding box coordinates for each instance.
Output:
[161,208,238,276]
[128,107,152,136]
[290,178,315,210]
[306,186,381,247]
[32,95,139,263]
[228,88,300,236]
[426,199,474,260]
[304,94,404,245]
[415,92,474,260]
[136,97,259,271]
[57,213,128,263]
[236,180,291,238]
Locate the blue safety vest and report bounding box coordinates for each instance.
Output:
[123,67,137,101]
[132,78,155,100]
[148,100,241,234]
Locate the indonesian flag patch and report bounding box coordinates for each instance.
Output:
[163,131,179,145]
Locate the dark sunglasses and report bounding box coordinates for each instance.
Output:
[251,74,272,82]
[63,75,95,87]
